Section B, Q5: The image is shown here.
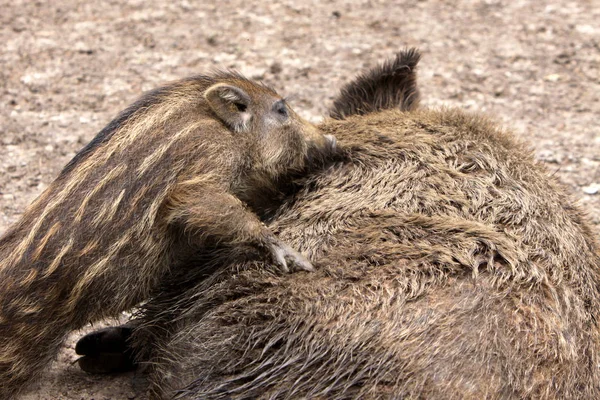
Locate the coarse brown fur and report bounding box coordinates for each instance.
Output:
[138,110,600,400]
[80,51,600,399]
[0,71,336,398]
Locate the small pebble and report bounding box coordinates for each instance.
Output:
[582,184,600,195]
[270,62,283,74]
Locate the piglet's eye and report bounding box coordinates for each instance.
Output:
[273,100,288,118]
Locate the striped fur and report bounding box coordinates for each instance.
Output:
[0,71,335,398]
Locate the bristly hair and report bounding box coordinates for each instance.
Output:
[59,85,172,177]
[59,72,257,178]
[329,48,421,119]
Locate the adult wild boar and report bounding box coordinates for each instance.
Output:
[78,49,600,399]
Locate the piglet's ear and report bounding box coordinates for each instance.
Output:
[205,83,252,132]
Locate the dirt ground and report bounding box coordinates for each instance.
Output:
[1,0,599,398]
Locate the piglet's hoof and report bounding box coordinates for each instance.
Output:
[268,238,314,273]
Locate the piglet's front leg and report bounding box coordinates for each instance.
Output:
[164,183,314,273]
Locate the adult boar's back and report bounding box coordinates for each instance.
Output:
[128,105,600,400]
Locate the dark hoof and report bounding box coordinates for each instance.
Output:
[76,326,132,355]
[76,326,137,374]
[78,352,137,374]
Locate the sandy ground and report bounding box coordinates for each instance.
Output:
[1,0,599,398]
